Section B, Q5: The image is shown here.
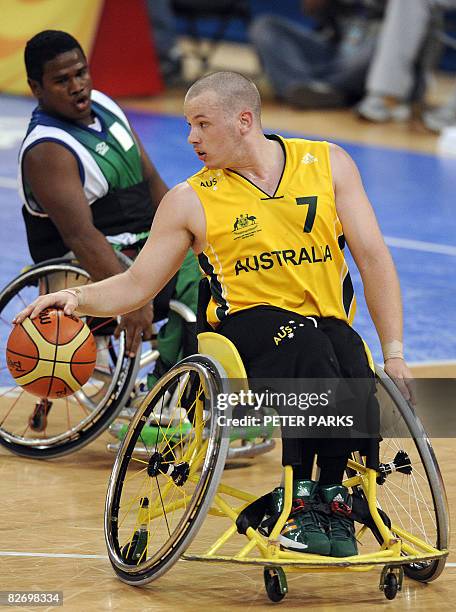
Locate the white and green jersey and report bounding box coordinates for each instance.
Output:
[19,90,154,262]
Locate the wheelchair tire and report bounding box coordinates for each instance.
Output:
[105,354,230,585]
[0,260,139,458]
[348,366,449,583]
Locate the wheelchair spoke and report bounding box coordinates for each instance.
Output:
[0,261,137,457]
[155,476,172,537]
[382,480,430,541]
[388,473,436,514]
[341,370,448,586]
[130,457,149,467]
[0,386,26,427]
[105,356,230,580]
[387,475,437,532]
[159,482,181,534]
[117,474,151,530]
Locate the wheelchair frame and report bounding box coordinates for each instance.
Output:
[104,332,449,602]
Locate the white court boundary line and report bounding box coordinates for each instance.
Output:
[384,236,456,257]
[0,551,454,566]
[2,176,456,256]
[0,177,17,189]
[1,174,456,255]
[0,551,107,559]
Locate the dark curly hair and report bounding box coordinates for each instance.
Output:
[25,30,85,83]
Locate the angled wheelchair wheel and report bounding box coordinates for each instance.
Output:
[105,355,230,585]
[348,365,449,583]
[0,259,139,458]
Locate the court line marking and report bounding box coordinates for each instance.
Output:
[0,551,454,566]
[384,236,456,257]
[0,177,17,189]
[1,176,456,256]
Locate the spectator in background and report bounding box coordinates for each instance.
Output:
[357,0,456,123]
[249,0,384,109]
[423,84,456,131]
[147,0,183,85]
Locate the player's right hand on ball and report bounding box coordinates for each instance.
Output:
[12,290,78,324]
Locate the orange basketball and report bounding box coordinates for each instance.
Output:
[6,308,97,398]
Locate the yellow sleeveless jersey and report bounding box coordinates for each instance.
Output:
[188,135,356,329]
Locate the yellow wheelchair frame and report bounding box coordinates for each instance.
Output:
[104,332,449,602]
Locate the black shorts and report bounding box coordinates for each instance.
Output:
[217,306,380,461]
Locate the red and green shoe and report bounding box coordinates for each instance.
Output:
[318,485,358,557]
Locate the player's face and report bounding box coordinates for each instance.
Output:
[185,92,241,169]
[29,48,93,124]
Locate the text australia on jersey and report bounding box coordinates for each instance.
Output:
[234,244,333,276]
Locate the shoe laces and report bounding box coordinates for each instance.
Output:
[331,500,352,517]
[329,501,355,539]
[288,497,325,533]
[290,497,307,515]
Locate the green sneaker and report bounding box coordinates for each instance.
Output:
[319,485,358,557]
[270,480,331,555]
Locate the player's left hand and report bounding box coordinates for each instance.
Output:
[384,357,416,405]
[114,303,154,357]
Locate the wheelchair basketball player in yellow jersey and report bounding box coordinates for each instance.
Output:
[15,71,414,558]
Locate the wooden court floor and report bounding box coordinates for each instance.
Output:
[0,432,454,612]
[1,56,456,609]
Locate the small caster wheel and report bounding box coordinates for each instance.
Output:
[264,566,287,603]
[380,565,403,600]
[384,572,398,600]
[121,529,148,565]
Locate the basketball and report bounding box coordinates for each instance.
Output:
[6,308,97,398]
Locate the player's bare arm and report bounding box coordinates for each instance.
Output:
[24,141,130,281]
[13,182,205,323]
[122,181,206,302]
[23,141,154,354]
[330,143,414,401]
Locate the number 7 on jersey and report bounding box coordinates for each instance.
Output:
[296,196,318,233]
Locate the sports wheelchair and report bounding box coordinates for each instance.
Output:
[0,258,274,460]
[104,332,449,602]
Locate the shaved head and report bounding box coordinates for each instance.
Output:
[185,71,261,123]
